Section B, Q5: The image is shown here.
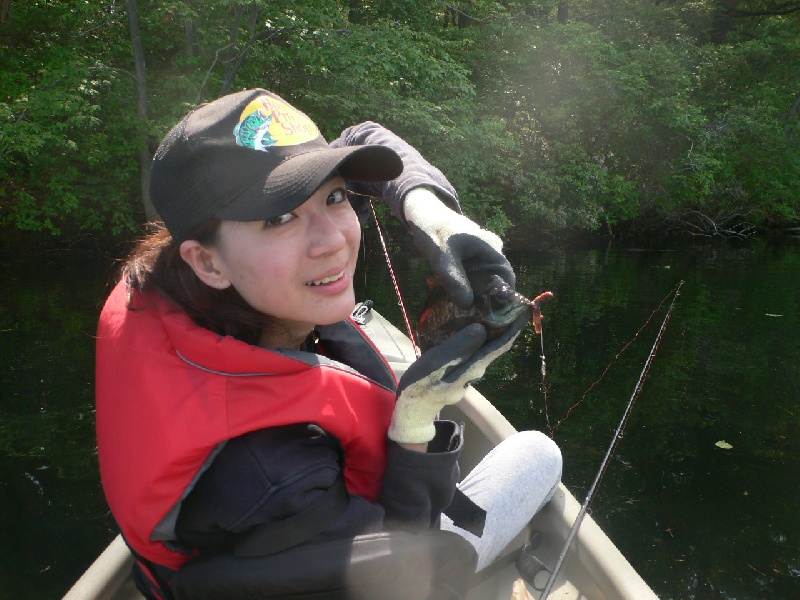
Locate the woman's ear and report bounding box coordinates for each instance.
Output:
[179,240,232,290]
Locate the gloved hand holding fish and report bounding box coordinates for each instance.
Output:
[389,273,552,445]
[404,187,517,309]
[391,189,553,445]
[388,309,530,445]
[417,273,552,352]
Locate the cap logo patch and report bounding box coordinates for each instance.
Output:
[234,96,321,152]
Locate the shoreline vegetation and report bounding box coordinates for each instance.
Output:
[3,217,799,267]
[2,1,798,249]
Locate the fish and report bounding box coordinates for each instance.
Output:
[417,274,553,352]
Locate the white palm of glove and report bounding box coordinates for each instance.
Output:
[404,188,515,309]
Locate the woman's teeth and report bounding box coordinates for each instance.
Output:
[307,271,345,286]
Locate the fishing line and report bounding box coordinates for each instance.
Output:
[367,199,421,357]
[544,280,684,439]
[540,320,552,434]
[349,188,421,356]
[360,229,369,293]
[539,280,684,599]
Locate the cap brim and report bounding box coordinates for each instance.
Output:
[215,145,403,222]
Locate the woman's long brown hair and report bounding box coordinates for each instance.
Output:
[121,220,273,346]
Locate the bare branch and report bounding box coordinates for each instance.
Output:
[670,209,757,239]
[196,27,289,103]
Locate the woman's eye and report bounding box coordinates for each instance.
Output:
[327,189,347,205]
[264,212,295,227]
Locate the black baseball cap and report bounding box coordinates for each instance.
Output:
[150,89,404,242]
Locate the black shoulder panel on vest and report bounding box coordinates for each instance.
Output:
[318,319,397,392]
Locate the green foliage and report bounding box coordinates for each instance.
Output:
[1,1,140,237]
[1,0,799,239]
[680,23,800,223]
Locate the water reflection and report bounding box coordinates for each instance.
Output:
[485,239,800,600]
[1,238,798,598]
[0,251,118,598]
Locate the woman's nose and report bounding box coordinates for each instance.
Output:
[307,210,349,257]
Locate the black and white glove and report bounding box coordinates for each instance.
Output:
[388,311,530,445]
[404,187,516,309]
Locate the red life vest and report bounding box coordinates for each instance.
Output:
[96,280,397,570]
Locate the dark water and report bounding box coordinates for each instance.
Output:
[1,236,799,599]
[494,240,800,600]
[0,250,119,597]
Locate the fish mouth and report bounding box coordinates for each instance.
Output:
[482,302,529,327]
[306,270,346,287]
[477,276,531,325]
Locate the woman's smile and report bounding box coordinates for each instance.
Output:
[306,268,346,287]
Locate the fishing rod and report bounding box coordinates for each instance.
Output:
[539,280,684,599]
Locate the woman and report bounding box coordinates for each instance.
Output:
[96,89,561,599]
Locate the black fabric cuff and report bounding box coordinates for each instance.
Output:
[381,421,463,530]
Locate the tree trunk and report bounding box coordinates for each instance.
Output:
[348,0,364,25]
[220,4,245,96]
[0,0,11,25]
[557,1,569,23]
[223,4,259,95]
[710,1,736,43]
[126,0,156,221]
[787,92,800,137]
[185,18,194,58]
[183,1,195,101]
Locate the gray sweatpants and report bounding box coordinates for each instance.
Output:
[441,430,562,570]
